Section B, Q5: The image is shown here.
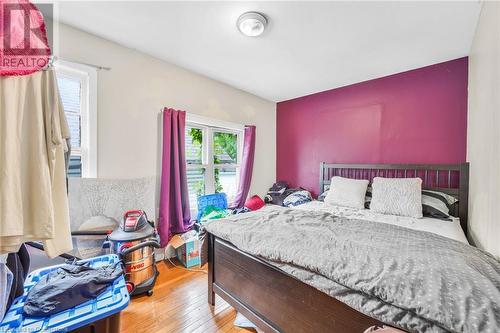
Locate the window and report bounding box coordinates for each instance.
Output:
[185,115,243,210]
[55,61,97,177]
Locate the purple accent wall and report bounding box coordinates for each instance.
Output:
[276,57,468,196]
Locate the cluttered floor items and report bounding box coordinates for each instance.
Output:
[0,255,129,333]
[0,196,271,333]
[0,209,164,333]
[166,192,267,270]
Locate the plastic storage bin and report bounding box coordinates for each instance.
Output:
[196,193,228,221]
[0,254,129,333]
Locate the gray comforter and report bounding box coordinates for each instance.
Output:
[206,206,500,333]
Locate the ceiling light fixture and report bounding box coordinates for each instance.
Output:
[237,12,268,37]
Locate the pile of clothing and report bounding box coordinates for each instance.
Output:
[1,245,123,321]
[23,259,122,317]
[264,182,312,207]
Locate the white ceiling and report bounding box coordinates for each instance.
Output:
[55,1,481,102]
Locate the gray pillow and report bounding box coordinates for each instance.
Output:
[422,190,458,220]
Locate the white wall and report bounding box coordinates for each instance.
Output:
[467,1,500,257]
[55,22,276,199]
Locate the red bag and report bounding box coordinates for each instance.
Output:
[245,195,265,211]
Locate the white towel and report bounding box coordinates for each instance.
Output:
[234,312,264,333]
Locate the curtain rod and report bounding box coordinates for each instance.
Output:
[52,56,111,71]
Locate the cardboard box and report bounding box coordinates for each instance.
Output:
[169,231,201,268]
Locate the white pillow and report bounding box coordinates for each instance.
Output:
[370,177,423,218]
[324,177,369,209]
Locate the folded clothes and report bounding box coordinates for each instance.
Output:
[266,186,306,206]
[282,190,312,207]
[23,260,123,317]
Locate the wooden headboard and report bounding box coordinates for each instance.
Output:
[319,163,470,235]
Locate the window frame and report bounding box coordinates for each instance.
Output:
[55,60,98,178]
[185,114,244,206]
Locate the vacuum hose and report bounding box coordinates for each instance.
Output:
[120,240,161,257]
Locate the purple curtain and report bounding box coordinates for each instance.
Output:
[158,108,192,246]
[231,125,256,209]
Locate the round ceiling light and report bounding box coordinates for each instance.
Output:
[237,12,268,37]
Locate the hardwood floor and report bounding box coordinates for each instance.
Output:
[120,260,256,333]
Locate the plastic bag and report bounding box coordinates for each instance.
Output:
[200,205,229,222]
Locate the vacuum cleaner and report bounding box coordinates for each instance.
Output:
[106,210,160,297]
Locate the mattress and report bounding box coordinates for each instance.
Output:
[290,201,468,244]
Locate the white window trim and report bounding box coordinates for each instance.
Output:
[186,113,245,132]
[55,60,98,178]
[185,113,244,204]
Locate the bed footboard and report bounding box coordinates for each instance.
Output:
[207,233,383,333]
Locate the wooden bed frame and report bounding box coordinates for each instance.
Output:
[208,163,470,333]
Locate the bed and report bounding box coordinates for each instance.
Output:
[207,163,477,333]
